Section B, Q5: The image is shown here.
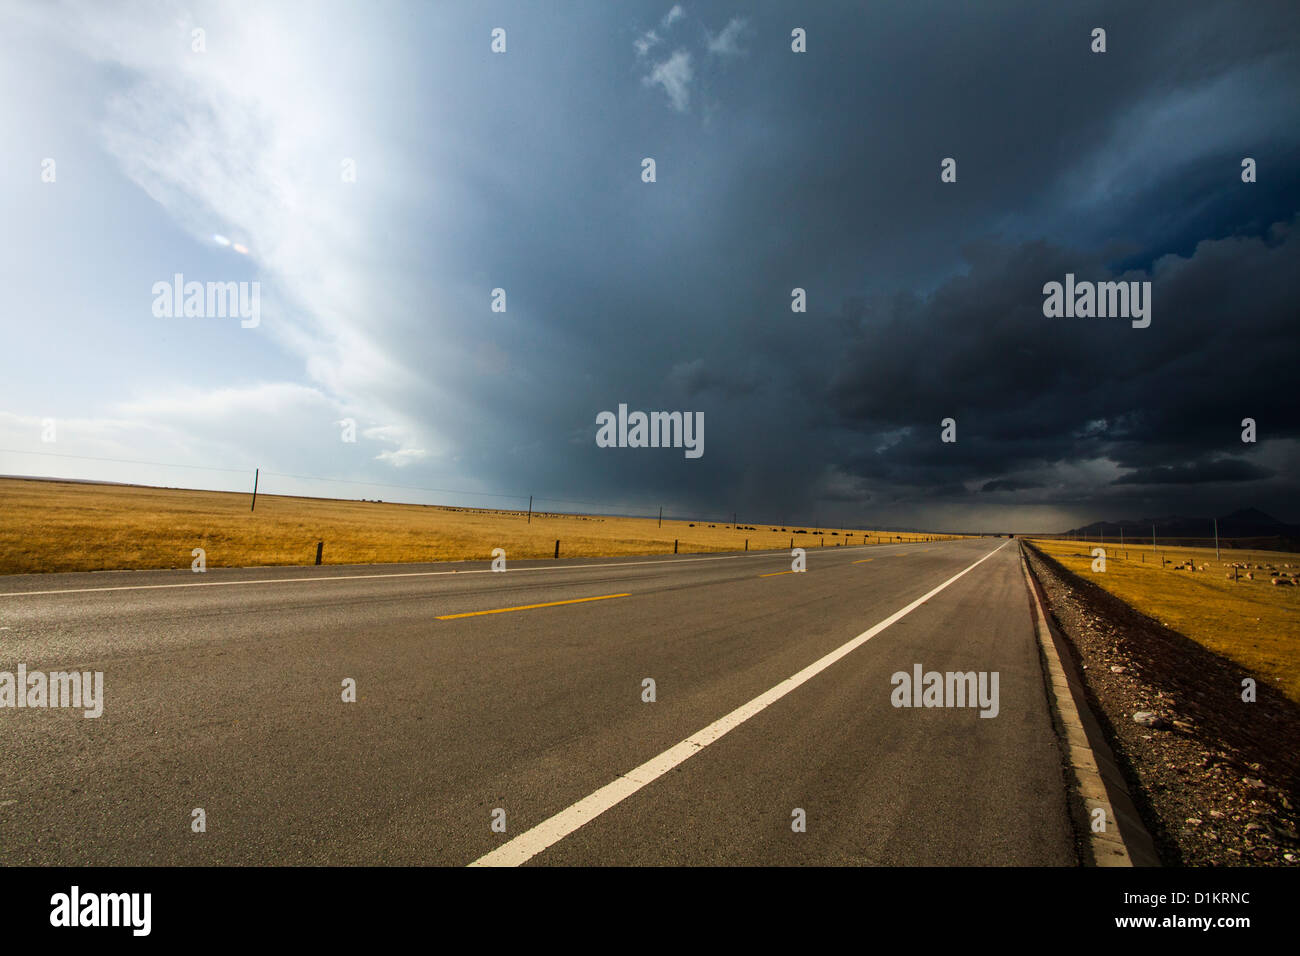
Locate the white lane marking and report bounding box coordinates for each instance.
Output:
[0,540,952,598]
[469,541,1009,866]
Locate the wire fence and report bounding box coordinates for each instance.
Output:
[1030,531,1295,552]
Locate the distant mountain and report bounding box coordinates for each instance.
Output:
[1063,509,1300,542]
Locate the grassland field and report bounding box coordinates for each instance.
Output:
[1028,537,1300,703]
[0,477,960,576]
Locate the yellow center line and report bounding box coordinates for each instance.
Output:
[758,570,794,577]
[852,558,874,564]
[436,593,630,620]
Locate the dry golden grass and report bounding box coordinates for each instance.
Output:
[1028,537,1300,702]
[0,477,960,576]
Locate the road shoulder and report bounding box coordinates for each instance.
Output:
[1020,543,1159,866]
[1022,541,1300,867]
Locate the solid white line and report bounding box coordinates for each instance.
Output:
[0,554,743,597]
[469,541,1009,866]
[0,540,945,598]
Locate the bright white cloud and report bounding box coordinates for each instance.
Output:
[634,29,660,58]
[116,382,432,468]
[375,447,431,467]
[707,17,748,56]
[8,2,445,477]
[636,6,683,62]
[643,49,693,112]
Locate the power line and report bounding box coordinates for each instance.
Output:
[1,448,531,504]
[0,447,253,475]
[261,470,527,502]
[0,447,721,521]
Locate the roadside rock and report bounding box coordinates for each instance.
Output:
[1133,711,1168,729]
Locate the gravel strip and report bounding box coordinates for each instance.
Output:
[1023,542,1300,866]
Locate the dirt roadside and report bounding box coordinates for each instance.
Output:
[1022,541,1300,866]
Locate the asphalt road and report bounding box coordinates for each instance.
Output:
[0,537,1075,865]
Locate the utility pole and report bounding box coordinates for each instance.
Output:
[527,495,533,524]
[658,506,662,528]
[250,468,259,512]
[1214,517,1220,560]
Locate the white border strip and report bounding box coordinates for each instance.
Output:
[469,541,1008,866]
[1019,544,1159,866]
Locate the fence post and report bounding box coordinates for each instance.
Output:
[315,541,323,566]
[554,540,560,559]
[674,539,678,554]
[745,539,748,551]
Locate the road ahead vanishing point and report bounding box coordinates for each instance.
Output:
[0,538,1077,866]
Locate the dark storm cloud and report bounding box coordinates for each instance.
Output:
[825,219,1300,484]
[378,1,1300,529]
[1113,459,1275,486]
[983,479,1046,494]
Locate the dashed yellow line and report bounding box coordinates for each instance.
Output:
[759,570,795,577]
[852,558,874,564]
[437,593,630,620]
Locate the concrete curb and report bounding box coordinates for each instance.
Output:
[1018,541,1161,867]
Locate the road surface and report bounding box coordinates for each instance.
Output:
[0,537,1075,865]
